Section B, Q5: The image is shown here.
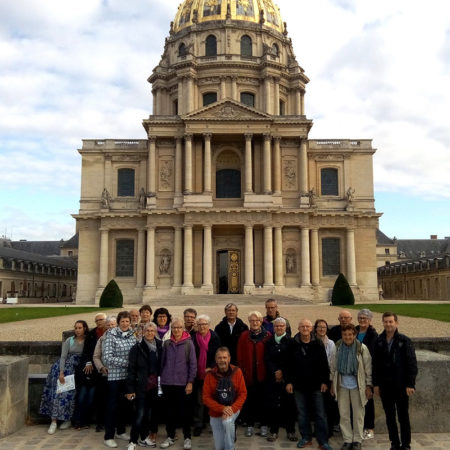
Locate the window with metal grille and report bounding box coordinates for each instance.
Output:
[240,92,255,107]
[203,92,217,106]
[216,169,241,198]
[321,168,338,196]
[240,35,252,56]
[116,240,134,277]
[322,238,340,276]
[205,35,217,56]
[117,168,135,197]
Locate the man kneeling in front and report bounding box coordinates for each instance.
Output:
[203,347,247,450]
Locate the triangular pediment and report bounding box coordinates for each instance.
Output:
[183,99,272,121]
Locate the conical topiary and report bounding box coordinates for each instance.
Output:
[331,273,355,306]
[99,279,123,308]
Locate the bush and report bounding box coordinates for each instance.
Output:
[331,273,355,306]
[99,279,123,308]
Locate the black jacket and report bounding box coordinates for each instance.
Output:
[191,329,221,372]
[214,317,248,364]
[372,329,418,390]
[328,324,343,343]
[264,334,291,384]
[126,339,162,397]
[355,325,378,355]
[285,334,330,392]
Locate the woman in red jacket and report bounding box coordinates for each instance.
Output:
[236,310,271,437]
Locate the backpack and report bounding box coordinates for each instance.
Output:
[215,368,236,406]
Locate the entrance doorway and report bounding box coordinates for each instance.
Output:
[217,250,241,294]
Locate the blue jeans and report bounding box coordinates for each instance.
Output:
[129,390,158,444]
[104,380,128,440]
[73,384,96,426]
[294,390,329,446]
[210,411,240,450]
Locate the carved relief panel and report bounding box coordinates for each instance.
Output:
[282,158,297,191]
[159,159,174,192]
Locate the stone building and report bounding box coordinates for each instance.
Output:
[74,0,380,304]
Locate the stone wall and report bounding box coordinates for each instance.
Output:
[0,356,30,437]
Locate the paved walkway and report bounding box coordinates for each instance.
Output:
[1,424,450,450]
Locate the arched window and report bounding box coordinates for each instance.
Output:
[240,92,255,107]
[205,35,217,57]
[322,238,340,276]
[118,168,135,197]
[240,35,252,57]
[321,168,338,196]
[272,43,279,56]
[178,43,187,57]
[216,169,241,198]
[203,92,217,106]
[116,239,135,277]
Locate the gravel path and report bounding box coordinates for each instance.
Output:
[1,302,449,341]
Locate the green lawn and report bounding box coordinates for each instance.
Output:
[347,304,450,323]
[0,307,109,324]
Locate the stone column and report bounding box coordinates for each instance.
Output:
[146,226,155,287]
[203,133,212,193]
[99,228,109,287]
[231,77,238,101]
[184,134,193,194]
[300,89,305,115]
[263,134,272,194]
[274,226,283,286]
[220,77,226,99]
[136,229,145,287]
[274,77,280,115]
[301,227,311,286]
[183,226,193,288]
[264,77,271,114]
[273,136,281,195]
[155,89,162,115]
[187,77,194,113]
[202,225,213,289]
[175,137,183,196]
[173,227,182,287]
[346,228,357,286]
[264,226,274,286]
[178,77,184,115]
[310,228,320,286]
[295,89,302,115]
[299,139,308,194]
[244,225,254,291]
[148,137,156,195]
[244,133,253,193]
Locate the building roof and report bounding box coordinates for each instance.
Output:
[11,240,63,256]
[376,229,395,245]
[397,238,450,259]
[61,234,79,249]
[0,246,77,269]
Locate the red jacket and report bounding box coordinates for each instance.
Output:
[236,329,271,386]
[202,365,247,417]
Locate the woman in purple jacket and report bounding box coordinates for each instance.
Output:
[159,318,197,450]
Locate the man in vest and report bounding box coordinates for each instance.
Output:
[203,347,247,450]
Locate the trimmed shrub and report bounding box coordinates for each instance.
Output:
[331,273,355,306]
[99,279,123,308]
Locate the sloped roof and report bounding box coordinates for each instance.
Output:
[11,240,63,256]
[397,239,450,259]
[61,234,79,249]
[0,246,77,269]
[376,229,395,245]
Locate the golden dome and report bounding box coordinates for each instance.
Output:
[173,0,284,33]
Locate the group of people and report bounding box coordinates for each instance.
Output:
[39,300,418,450]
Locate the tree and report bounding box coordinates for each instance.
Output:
[331,273,355,306]
[99,279,123,308]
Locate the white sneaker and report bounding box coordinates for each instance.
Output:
[139,438,157,448]
[260,425,268,437]
[59,421,71,430]
[48,422,57,435]
[363,429,374,440]
[116,432,130,441]
[159,438,175,448]
[104,439,118,448]
[126,443,137,450]
[245,426,254,437]
[183,438,192,450]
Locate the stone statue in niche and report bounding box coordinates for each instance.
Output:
[159,254,171,274]
[346,186,355,203]
[286,253,296,274]
[308,188,317,207]
[101,188,111,209]
[139,188,146,208]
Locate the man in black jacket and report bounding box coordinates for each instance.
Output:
[285,319,332,450]
[214,303,248,365]
[372,312,418,450]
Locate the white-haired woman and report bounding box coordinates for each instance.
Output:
[190,314,221,436]
[237,311,271,437]
[125,322,162,450]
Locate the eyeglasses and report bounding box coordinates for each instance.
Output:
[358,317,369,321]
[197,323,208,327]
[171,326,183,329]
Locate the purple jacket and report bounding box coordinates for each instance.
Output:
[160,333,197,386]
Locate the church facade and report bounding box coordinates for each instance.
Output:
[74,0,380,304]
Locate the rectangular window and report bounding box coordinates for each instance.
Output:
[321,168,338,196]
[322,237,340,276]
[385,248,390,255]
[118,168,135,197]
[116,240,134,277]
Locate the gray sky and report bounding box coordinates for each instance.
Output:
[1,0,449,241]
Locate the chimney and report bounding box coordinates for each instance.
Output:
[430,235,438,240]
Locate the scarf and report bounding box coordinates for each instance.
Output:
[196,331,211,380]
[337,340,358,376]
[157,324,169,340]
[274,332,286,344]
[144,338,157,355]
